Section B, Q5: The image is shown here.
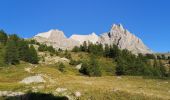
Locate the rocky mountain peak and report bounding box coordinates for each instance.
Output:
[70,32,99,44]
[99,24,152,54]
[111,24,124,31]
[33,24,152,54]
[35,29,66,39]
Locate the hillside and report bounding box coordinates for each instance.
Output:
[0,30,170,100]
[0,52,170,100]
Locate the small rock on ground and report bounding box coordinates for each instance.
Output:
[76,63,82,70]
[74,91,81,97]
[0,91,24,97]
[56,88,68,93]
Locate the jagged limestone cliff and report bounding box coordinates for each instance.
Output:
[33,24,152,54]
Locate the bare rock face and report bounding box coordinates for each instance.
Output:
[33,24,152,54]
[70,32,99,44]
[34,29,79,50]
[99,24,152,54]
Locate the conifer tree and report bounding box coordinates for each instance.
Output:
[0,30,7,45]
[18,40,30,62]
[4,40,19,65]
[104,44,110,57]
[28,45,39,64]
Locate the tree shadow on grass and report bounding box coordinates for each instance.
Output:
[4,92,68,100]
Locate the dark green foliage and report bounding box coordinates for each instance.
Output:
[109,44,121,58]
[115,49,168,77]
[47,46,55,53]
[0,30,7,45]
[58,48,63,52]
[115,58,125,75]
[38,44,56,54]
[104,44,110,57]
[0,45,5,66]
[4,40,19,65]
[64,50,72,59]
[8,34,20,43]
[18,40,39,64]
[72,43,169,78]
[58,63,65,72]
[38,44,48,51]
[145,54,155,59]
[168,56,170,60]
[81,41,88,51]
[18,40,30,62]
[72,46,80,52]
[157,55,162,60]
[161,54,166,60]
[69,59,81,65]
[87,43,104,56]
[79,56,101,77]
[27,39,37,44]
[28,45,39,64]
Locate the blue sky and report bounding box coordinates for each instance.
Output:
[0,0,169,52]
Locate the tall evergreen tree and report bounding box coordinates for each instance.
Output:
[28,45,39,64]
[18,40,30,62]
[0,45,5,66]
[82,41,88,51]
[0,30,7,45]
[104,44,110,57]
[8,34,20,43]
[4,40,19,65]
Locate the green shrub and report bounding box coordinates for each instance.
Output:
[69,59,81,65]
[58,63,65,72]
[79,56,101,77]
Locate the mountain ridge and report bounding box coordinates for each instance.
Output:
[33,24,152,54]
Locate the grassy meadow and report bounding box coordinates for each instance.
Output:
[0,52,169,100]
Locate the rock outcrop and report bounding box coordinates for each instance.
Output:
[99,24,152,54]
[20,75,46,84]
[70,32,99,44]
[33,24,152,54]
[34,29,79,50]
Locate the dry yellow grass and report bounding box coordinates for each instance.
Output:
[0,63,169,100]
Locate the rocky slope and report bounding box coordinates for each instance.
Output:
[99,24,152,54]
[33,24,152,54]
[34,29,79,50]
[70,32,99,44]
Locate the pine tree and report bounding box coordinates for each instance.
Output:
[8,34,20,43]
[28,45,39,64]
[0,30,7,45]
[72,46,80,52]
[4,40,19,65]
[79,55,101,77]
[18,40,30,62]
[0,45,5,66]
[47,46,55,53]
[104,44,110,57]
[82,41,87,51]
[159,60,167,77]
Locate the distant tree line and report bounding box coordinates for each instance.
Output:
[0,30,39,65]
[72,41,169,78]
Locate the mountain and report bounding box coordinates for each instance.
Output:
[70,32,99,44]
[34,29,79,50]
[99,24,152,54]
[33,24,152,54]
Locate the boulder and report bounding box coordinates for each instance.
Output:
[20,75,45,84]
